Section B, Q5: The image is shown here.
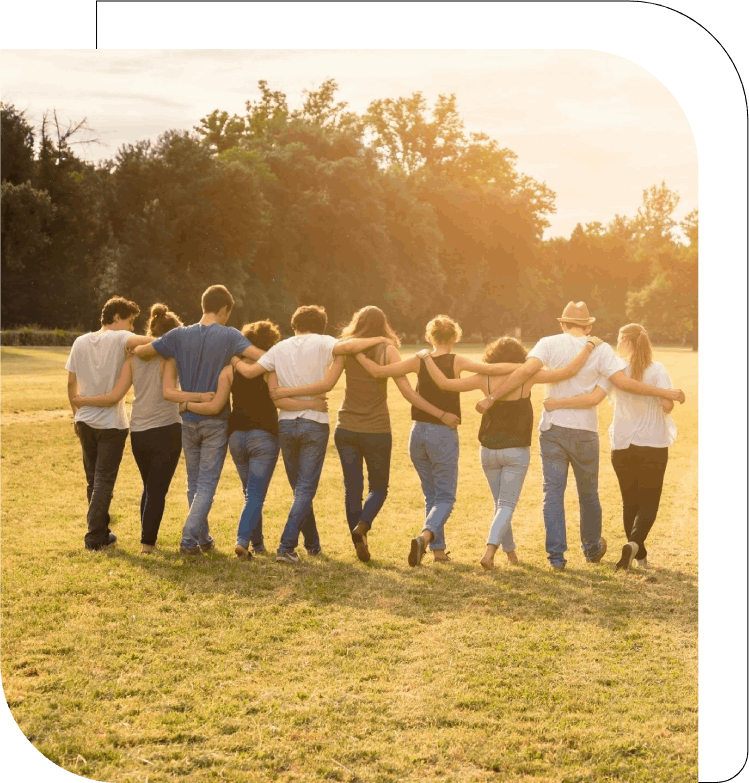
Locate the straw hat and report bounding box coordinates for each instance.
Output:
[557,301,596,325]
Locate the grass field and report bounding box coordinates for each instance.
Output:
[1,345,698,782]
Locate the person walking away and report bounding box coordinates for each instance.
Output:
[65,296,152,550]
[544,323,678,571]
[134,285,265,556]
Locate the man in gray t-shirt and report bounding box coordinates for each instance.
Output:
[476,301,685,570]
[66,296,153,550]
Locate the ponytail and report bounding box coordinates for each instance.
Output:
[619,323,652,381]
[148,303,183,338]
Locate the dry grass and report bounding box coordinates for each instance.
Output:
[1,345,697,782]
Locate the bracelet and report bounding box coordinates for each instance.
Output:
[439,411,446,420]
[586,341,596,349]
[185,402,190,412]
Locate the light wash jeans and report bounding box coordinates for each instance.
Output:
[409,421,459,551]
[181,418,228,550]
[228,429,280,550]
[539,424,604,567]
[480,446,530,550]
[277,418,329,554]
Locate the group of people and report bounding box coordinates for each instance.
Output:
[66,285,685,572]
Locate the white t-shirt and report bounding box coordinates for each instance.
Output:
[607,361,677,450]
[65,330,132,429]
[528,333,627,433]
[257,333,337,424]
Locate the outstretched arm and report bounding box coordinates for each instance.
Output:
[241,344,265,361]
[544,387,607,412]
[454,354,520,376]
[356,353,419,378]
[530,338,602,384]
[420,353,487,392]
[609,371,685,403]
[181,366,232,416]
[134,342,158,359]
[474,357,543,413]
[231,355,268,380]
[266,372,329,413]
[332,336,393,356]
[269,355,345,400]
[126,334,154,351]
[392,375,460,429]
[72,359,133,407]
[162,358,216,404]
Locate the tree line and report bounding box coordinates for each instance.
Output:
[0,81,697,346]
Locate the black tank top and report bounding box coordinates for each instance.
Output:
[412,354,461,425]
[228,371,278,438]
[478,379,533,449]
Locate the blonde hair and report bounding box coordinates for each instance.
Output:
[619,323,652,381]
[147,303,182,338]
[425,314,462,346]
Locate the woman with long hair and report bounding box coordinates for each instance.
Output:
[420,334,601,570]
[182,320,328,559]
[544,324,677,570]
[355,315,531,566]
[270,306,457,563]
[72,303,213,553]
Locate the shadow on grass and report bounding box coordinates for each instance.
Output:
[94,542,697,634]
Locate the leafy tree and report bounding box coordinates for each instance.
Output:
[1,104,36,186]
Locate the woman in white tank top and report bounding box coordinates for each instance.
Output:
[73,304,215,553]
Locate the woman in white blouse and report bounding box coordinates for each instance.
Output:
[544,324,677,571]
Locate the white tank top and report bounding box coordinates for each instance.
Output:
[129,357,182,432]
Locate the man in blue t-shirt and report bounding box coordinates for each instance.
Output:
[135,285,264,555]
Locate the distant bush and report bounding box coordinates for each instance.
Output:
[1,329,83,346]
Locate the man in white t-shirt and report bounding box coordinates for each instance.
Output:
[476,301,685,570]
[234,305,393,563]
[65,297,154,550]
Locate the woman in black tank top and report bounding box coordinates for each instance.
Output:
[183,321,327,559]
[422,336,600,570]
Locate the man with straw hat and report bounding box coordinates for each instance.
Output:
[475,301,685,570]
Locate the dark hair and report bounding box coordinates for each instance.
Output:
[147,303,183,338]
[291,305,327,335]
[241,319,281,352]
[201,285,234,314]
[101,296,140,326]
[483,336,528,364]
[425,314,462,346]
[339,306,400,347]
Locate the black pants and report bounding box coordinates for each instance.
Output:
[77,422,129,550]
[131,422,183,546]
[611,444,669,560]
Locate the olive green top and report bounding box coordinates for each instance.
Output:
[336,343,390,434]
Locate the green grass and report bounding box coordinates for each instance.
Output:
[1,346,698,782]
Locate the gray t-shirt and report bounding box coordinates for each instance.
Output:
[65,330,132,430]
[130,357,182,433]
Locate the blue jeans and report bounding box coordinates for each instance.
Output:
[277,418,329,554]
[409,422,459,551]
[539,425,603,567]
[228,429,280,550]
[334,428,392,534]
[480,446,530,550]
[181,418,228,550]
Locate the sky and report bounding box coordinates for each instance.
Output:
[1,48,698,240]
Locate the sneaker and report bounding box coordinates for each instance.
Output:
[252,546,268,556]
[200,540,216,554]
[408,535,425,567]
[549,562,566,571]
[179,545,203,557]
[276,550,301,564]
[351,522,371,563]
[305,547,322,557]
[589,537,607,563]
[86,532,118,551]
[615,541,639,571]
[634,556,650,570]
[234,544,252,560]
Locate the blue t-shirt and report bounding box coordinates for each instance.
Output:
[152,323,251,421]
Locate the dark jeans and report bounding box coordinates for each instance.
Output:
[277,419,328,554]
[77,422,129,550]
[334,428,391,535]
[611,444,669,560]
[131,422,183,546]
